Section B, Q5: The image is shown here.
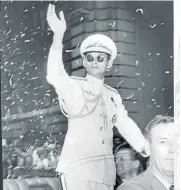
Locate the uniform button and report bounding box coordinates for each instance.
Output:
[100,127,103,130]
[102,140,105,144]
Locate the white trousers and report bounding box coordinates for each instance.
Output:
[60,174,113,190]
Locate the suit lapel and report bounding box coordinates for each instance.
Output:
[146,170,168,190]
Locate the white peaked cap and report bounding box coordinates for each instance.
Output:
[80,34,117,61]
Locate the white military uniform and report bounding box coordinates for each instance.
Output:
[47,34,148,190]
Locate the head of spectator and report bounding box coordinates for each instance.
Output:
[144,115,174,185]
[25,157,33,169]
[11,154,18,168]
[37,147,45,155]
[114,143,142,181]
[47,143,56,151]
[17,156,25,167]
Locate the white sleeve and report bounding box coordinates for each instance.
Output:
[114,93,148,155]
[46,46,83,113]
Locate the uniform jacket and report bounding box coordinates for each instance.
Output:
[46,47,146,185]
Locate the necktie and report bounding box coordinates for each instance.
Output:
[169,185,174,190]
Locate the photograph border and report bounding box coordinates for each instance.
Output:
[1,0,180,190]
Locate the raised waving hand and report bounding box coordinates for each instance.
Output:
[46,4,66,36]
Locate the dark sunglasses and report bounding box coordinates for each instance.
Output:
[85,53,110,63]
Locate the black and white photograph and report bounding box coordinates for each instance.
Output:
[1,1,179,190]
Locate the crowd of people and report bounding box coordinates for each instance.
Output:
[3,135,150,183]
[3,117,173,190]
[2,141,62,179]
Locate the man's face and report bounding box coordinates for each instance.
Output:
[150,122,174,177]
[115,149,139,177]
[83,52,110,79]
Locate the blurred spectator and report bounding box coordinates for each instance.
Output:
[11,155,18,168]
[25,157,33,169]
[41,150,51,169]
[49,150,58,168]
[114,144,143,189]
[3,155,10,178]
[2,139,62,179]
[33,147,45,169]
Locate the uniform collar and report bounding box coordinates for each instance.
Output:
[86,74,104,88]
[152,171,172,190]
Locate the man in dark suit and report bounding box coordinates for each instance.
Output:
[117,115,174,190]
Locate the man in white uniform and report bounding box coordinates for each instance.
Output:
[46,4,150,190]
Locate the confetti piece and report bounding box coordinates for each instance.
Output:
[141,82,145,86]
[24,40,31,43]
[9,74,14,87]
[136,60,139,66]
[126,93,134,99]
[150,24,156,28]
[80,17,84,21]
[136,8,144,14]
[117,80,124,88]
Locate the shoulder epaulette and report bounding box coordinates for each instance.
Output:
[70,76,87,81]
[104,84,118,93]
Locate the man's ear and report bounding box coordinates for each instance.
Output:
[134,160,140,169]
[106,60,113,71]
